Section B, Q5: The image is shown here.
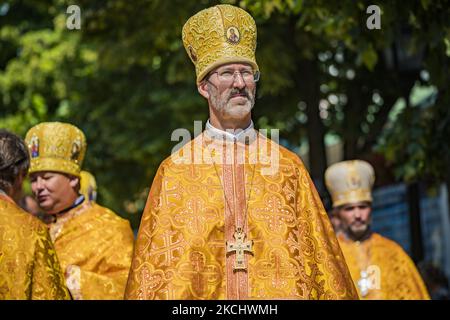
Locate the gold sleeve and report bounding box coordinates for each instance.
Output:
[290,157,359,299]
[31,223,71,300]
[125,162,165,300]
[65,221,135,300]
[385,245,430,300]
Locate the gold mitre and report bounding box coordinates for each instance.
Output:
[182,4,259,84]
[80,170,97,201]
[25,122,86,177]
[325,160,375,208]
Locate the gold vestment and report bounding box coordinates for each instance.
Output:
[0,194,70,300]
[338,232,430,299]
[49,200,134,299]
[126,132,358,299]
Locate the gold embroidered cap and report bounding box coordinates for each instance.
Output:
[182,4,259,84]
[80,170,97,201]
[325,160,375,208]
[25,122,86,177]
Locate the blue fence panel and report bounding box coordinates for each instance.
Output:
[371,183,450,280]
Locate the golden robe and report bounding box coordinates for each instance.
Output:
[126,131,358,299]
[337,232,430,299]
[0,194,70,300]
[49,199,134,299]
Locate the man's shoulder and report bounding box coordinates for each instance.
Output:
[159,136,198,167]
[156,134,309,173]
[85,202,132,230]
[63,202,134,248]
[0,196,48,244]
[0,196,45,231]
[371,233,420,271]
[258,135,307,168]
[372,232,408,253]
[157,134,209,171]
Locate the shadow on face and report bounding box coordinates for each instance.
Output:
[336,201,372,240]
[29,171,79,214]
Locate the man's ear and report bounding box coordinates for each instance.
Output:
[198,81,210,99]
[69,176,79,189]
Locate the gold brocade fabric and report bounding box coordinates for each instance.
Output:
[338,232,430,299]
[49,200,134,300]
[25,122,87,177]
[182,4,259,84]
[0,194,70,300]
[125,132,358,300]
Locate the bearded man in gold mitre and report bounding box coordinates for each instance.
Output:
[25,122,134,300]
[325,160,430,300]
[125,4,358,300]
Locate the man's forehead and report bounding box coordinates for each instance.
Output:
[341,201,371,209]
[30,171,70,178]
[216,63,253,71]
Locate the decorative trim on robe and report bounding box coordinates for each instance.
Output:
[66,265,83,300]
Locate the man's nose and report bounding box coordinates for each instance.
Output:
[232,72,246,89]
[35,177,44,190]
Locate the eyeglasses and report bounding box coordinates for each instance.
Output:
[209,69,260,85]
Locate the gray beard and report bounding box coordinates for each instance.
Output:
[347,224,371,241]
[208,85,255,120]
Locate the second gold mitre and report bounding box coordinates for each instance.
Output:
[25,122,86,177]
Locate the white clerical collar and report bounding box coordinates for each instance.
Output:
[205,119,254,142]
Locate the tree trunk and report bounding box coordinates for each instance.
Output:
[300,60,327,196]
[343,81,363,160]
[446,165,450,223]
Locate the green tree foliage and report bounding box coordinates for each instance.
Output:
[1,0,449,226]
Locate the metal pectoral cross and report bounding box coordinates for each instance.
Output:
[226,227,253,271]
[357,270,370,297]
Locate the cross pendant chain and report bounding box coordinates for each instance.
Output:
[203,139,257,272]
[226,227,253,271]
